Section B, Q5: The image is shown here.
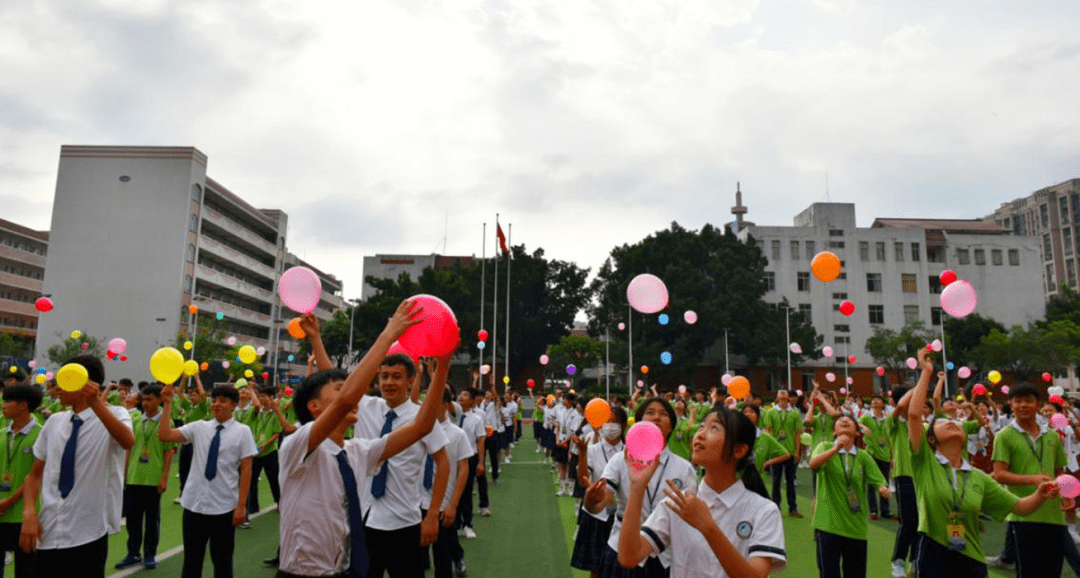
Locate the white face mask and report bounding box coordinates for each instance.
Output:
[601,423,622,441]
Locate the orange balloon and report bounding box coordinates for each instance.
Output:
[585,398,612,429]
[288,317,306,339]
[200,362,209,371]
[547,394,555,405]
[811,251,841,283]
[641,365,649,375]
[188,305,198,315]
[727,376,751,399]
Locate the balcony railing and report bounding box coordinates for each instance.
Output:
[201,208,277,256]
[198,235,276,280]
[0,272,42,293]
[0,245,45,268]
[196,265,274,303]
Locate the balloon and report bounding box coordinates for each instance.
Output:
[44,372,53,380]
[721,374,733,386]
[287,355,294,362]
[502,376,510,385]
[1001,385,1010,395]
[540,355,549,365]
[200,362,209,371]
[70,330,81,340]
[285,387,294,395]
[34,297,54,312]
[1043,372,1053,383]
[657,313,669,326]
[80,342,89,350]
[811,251,842,282]
[397,295,460,357]
[183,360,199,377]
[876,366,885,376]
[1049,386,1065,397]
[847,355,857,364]
[235,378,248,388]
[244,369,254,378]
[626,421,665,462]
[906,357,917,370]
[120,355,127,362]
[660,351,672,365]
[939,270,957,286]
[35,375,46,385]
[940,280,978,318]
[800,433,813,446]
[262,371,270,379]
[478,329,489,342]
[183,341,193,351]
[386,341,420,366]
[279,266,323,314]
[26,361,35,369]
[684,311,698,325]
[789,342,802,354]
[617,322,626,331]
[56,363,89,392]
[846,377,853,385]
[238,345,258,365]
[222,361,230,369]
[727,376,751,398]
[795,389,803,396]
[930,339,942,352]
[957,366,971,379]
[641,365,649,375]
[256,347,266,356]
[566,365,576,376]
[547,395,555,404]
[839,301,855,316]
[477,341,486,350]
[7,366,15,374]
[678,385,687,394]
[527,379,535,388]
[825,372,836,382]
[36,368,45,374]
[288,318,306,339]
[150,347,185,384]
[226,336,237,346]
[627,274,669,314]
[972,384,987,396]
[1058,475,1080,499]
[480,364,490,375]
[946,362,955,371]
[988,370,1002,384]
[585,399,612,429]
[1050,394,1065,405]
[840,387,847,394]
[108,338,128,354]
[822,346,834,357]
[1053,413,1070,430]
[216,312,225,320]
[189,304,199,315]
[636,380,644,388]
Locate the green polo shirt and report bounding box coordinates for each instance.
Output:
[753,431,789,474]
[127,412,174,486]
[171,397,191,422]
[859,413,892,462]
[810,413,835,448]
[252,410,283,457]
[763,406,801,454]
[186,398,210,423]
[234,405,258,426]
[811,442,886,540]
[0,420,41,523]
[888,415,926,478]
[279,398,296,429]
[668,416,694,462]
[911,427,1017,562]
[108,392,121,406]
[991,422,1067,525]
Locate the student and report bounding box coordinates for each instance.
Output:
[115,384,175,570]
[583,397,697,578]
[668,399,695,462]
[0,384,43,578]
[741,405,790,476]
[616,404,787,577]
[762,389,803,517]
[532,394,547,453]
[810,415,889,578]
[886,385,918,578]
[178,374,208,504]
[859,394,893,520]
[480,385,502,486]
[2,370,25,391]
[19,355,135,578]
[501,391,518,462]
[906,348,1057,578]
[572,406,627,578]
[423,391,472,578]
[565,397,588,499]
[247,385,283,519]
[455,387,486,538]
[555,393,580,497]
[158,383,258,578]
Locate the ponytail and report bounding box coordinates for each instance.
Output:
[704,403,771,500]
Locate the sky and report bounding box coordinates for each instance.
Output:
[3,0,1079,301]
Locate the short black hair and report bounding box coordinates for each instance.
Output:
[381,354,416,378]
[564,392,577,403]
[3,385,42,412]
[1048,401,1064,412]
[210,385,240,404]
[4,369,26,383]
[119,378,133,387]
[257,385,276,397]
[137,381,148,389]
[871,394,887,404]
[634,397,678,441]
[294,369,349,425]
[1008,383,1040,401]
[891,386,910,406]
[65,354,104,386]
[142,383,163,398]
[442,389,454,404]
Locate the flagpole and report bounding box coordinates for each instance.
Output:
[628,304,633,398]
[505,223,511,389]
[605,327,610,400]
[492,214,499,387]
[480,223,486,374]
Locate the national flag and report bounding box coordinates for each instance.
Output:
[497,224,510,256]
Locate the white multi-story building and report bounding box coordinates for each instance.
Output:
[0,218,48,342]
[361,254,474,299]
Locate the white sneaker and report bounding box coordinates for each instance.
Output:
[890,560,906,578]
[985,555,1013,569]
[555,488,566,497]
[463,526,477,539]
[1070,527,1080,544]
[504,456,510,464]
[479,508,491,517]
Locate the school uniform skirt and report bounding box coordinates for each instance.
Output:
[571,510,615,571]
[598,544,668,578]
[569,454,585,498]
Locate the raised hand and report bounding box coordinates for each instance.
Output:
[663,480,716,535]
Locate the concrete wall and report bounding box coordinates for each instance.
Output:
[361,254,436,300]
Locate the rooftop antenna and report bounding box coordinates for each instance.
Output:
[825,171,831,202]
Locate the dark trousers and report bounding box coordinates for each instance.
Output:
[866,458,892,516]
[892,476,919,563]
[37,533,108,578]
[477,435,499,507]
[0,522,35,578]
[815,530,866,578]
[486,434,501,480]
[422,509,460,578]
[366,524,423,578]
[124,484,162,558]
[182,509,235,578]
[770,457,798,513]
[179,443,194,492]
[913,534,987,578]
[458,454,478,528]
[1010,521,1064,578]
[248,450,281,514]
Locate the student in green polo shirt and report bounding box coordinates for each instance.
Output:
[246,386,282,521]
[810,415,889,578]
[859,394,893,520]
[668,399,696,462]
[764,389,803,517]
[742,405,791,475]
[115,384,174,570]
[805,386,840,502]
[988,383,1068,578]
[907,348,1056,578]
[0,385,43,577]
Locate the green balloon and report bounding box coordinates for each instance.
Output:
[800,433,813,446]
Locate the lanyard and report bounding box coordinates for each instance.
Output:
[3,429,28,471]
[945,463,969,512]
[645,456,671,511]
[1024,432,1045,464]
[141,418,157,448]
[841,451,856,488]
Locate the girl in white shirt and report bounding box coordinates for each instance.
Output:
[572,406,628,578]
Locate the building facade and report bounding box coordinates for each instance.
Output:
[361,254,475,299]
[0,218,48,342]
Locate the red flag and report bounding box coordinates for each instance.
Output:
[497,224,509,255]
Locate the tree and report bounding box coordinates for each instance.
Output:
[865,320,936,377]
[1044,283,1080,326]
[171,319,231,367]
[973,322,1080,379]
[47,332,106,366]
[943,313,1006,370]
[545,334,605,386]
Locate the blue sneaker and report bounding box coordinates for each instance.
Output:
[115,555,142,569]
[144,556,158,569]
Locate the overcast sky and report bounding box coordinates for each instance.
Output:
[4,0,1079,300]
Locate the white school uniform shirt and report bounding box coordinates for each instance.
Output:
[570,422,595,457]
[543,405,556,429]
[558,407,581,445]
[278,422,387,577]
[642,479,787,578]
[552,404,568,434]
[601,447,697,569]
[501,401,518,427]
[479,400,502,433]
[456,411,485,457]
[355,396,448,530]
[178,416,258,515]
[32,405,132,549]
[421,420,472,511]
[585,438,624,522]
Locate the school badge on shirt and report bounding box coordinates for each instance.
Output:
[736,521,754,539]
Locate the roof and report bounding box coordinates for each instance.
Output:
[205,177,277,231]
[435,256,475,269]
[0,217,49,242]
[871,218,1008,235]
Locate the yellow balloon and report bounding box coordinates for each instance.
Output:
[150,347,185,384]
[56,363,89,392]
[183,360,199,377]
[35,374,46,385]
[988,370,1002,384]
[244,369,254,378]
[70,330,82,340]
[183,341,193,351]
[238,345,258,365]
[502,376,510,385]
[235,378,248,389]
[7,366,14,374]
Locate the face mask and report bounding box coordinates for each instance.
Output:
[601,423,622,440]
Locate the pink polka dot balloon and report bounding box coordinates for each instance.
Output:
[1058,474,1080,499]
[721,374,732,386]
[626,421,665,462]
[957,366,972,379]
[683,311,698,325]
[825,372,836,382]
[1051,413,1070,430]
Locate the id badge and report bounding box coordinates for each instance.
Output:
[139,450,150,464]
[946,515,967,551]
[847,489,860,512]
[778,431,786,441]
[0,482,10,492]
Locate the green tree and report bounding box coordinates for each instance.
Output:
[865,320,936,378]
[1044,283,1080,325]
[171,318,231,366]
[47,332,106,366]
[545,334,605,385]
[973,322,1080,379]
[943,313,1006,370]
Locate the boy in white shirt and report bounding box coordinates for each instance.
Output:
[423,391,472,578]
[455,387,487,536]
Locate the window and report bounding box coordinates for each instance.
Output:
[797,272,810,291]
[869,304,884,324]
[1041,204,1050,228]
[931,307,943,325]
[911,242,921,261]
[992,249,1003,265]
[901,273,918,293]
[790,241,800,260]
[835,336,851,345]
[186,244,196,262]
[798,304,812,316]
[875,242,886,261]
[1061,196,1070,225]
[184,274,193,292]
[834,324,850,332]
[832,292,848,299]
[805,241,816,260]
[829,229,844,237]
[1047,263,1056,288]
[191,184,202,202]
[929,276,943,294]
[1009,249,1020,266]
[189,214,198,232]
[771,240,781,260]
[859,241,869,261]
[927,246,945,263]
[974,249,986,266]
[1066,229,1074,256]
[1074,195,1080,223]
[1069,260,1077,288]
[1044,234,1053,261]
[904,305,920,324]
[957,248,970,265]
[764,271,775,291]
[828,241,845,249]
[894,242,905,262]
[866,273,882,292]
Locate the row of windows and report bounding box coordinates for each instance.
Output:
[186,307,269,341]
[0,317,36,329]
[194,285,273,316]
[0,290,35,303]
[769,239,924,263]
[768,271,926,294]
[0,235,46,256]
[0,263,42,280]
[197,254,274,292]
[776,297,945,327]
[956,248,1019,266]
[200,227,276,269]
[204,197,279,245]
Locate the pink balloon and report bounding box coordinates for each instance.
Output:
[256,346,266,356]
[617,322,626,331]
[876,366,885,376]
[480,364,490,375]
[825,372,836,382]
[222,361,230,369]
[539,354,550,365]
[721,374,732,386]
[1052,413,1070,430]
[397,295,460,357]
[1000,385,1010,395]
[846,377,853,385]
[683,311,698,325]
[940,280,977,318]
[822,346,834,357]
[27,360,35,368]
[1058,474,1080,499]
[45,372,54,380]
[958,366,972,379]
[226,336,237,346]
[678,385,687,394]
[789,342,802,354]
[626,421,665,462]
[636,380,644,388]
[931,339,943,352]
[795,389,803,396]
[626,274,669,314]
[840,387,847,394]
[906,357,917,370]
[387,341,419,366]
[108,338,127,354]
[279,266,323,314]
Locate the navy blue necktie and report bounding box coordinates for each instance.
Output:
[459,415,466,427]
[370,410,396,498]
[336,450,369,578]
[204,424,224,480]
[58,415,83,498]
[423,454,434,490]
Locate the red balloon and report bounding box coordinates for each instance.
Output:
[397,295,460,357]
[387,341,420,366]
[847,355,857,364]
[1043,372,1053,382]
[478,329,489,342]
[120,355,128,362]
[839,300,856,316]
[262,372,270,379]
[939,270,957,286]
[875,366,885,376]
[527,379,535,388]
[34,297,54,312]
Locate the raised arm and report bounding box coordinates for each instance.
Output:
[379,345,456,462]
[158,384,190,444]
[299,313,333,372]
[86,381,134,450]
[932,371,945,416]
[907,347,935,454]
